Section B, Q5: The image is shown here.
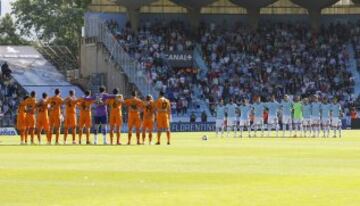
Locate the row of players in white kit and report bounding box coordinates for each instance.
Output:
[215,95,342,138]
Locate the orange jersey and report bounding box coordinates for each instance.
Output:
[143,100,155,121]
[77,98,95,118]
[36,99,50,130]
[48,96,63,117]
[24,97,37,116]
[17,100,27,119]
[36,99,50,119]
[64,97,77,115]
[77,98,95,128]
[16,100,27,130]
[155,97,171,129]
[155,97,171,116]
[124,97,143,118]
[106,97,123,117]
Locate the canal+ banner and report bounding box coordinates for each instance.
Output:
[163,51,193,68]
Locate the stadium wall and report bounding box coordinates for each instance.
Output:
[80,41,134,97]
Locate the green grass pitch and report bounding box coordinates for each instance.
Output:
[0,131,360,206]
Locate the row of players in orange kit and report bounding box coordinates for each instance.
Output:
[16,87,171,145]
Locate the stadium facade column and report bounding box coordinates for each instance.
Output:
[187,7,201,33]
[247,7,260,31]
[308,8,322,31]
[112,0,157,32]
[169,0,216,33]
[127,8,140,33]
[229,0,277,30]
[290,0,339,31]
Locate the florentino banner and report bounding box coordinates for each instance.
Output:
[120,122,215,132]
[163,51,193,67]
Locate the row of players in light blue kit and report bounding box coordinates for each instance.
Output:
[215,95,342,138]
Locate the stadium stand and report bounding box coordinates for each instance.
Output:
[103,19,209,116]
[198,22,356,113]
[88,16,359,119]
[0,46,84,126]
[0,62,26,126]
[36,45,80,81]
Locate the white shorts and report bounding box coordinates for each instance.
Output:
[331,117,341,127]
[253,116,263,125]
[293,119,302,124]
[216,118,225,128]
[321,118,330,125]
[302,118,311,126]
[239,117,249,126]
[267,115,278,125]
[311,116,321,125]
[227,117,237,127]
[282,115,292,124]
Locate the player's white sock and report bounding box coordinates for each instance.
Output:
[216,128,219,137]
[261,125,264,137]
[275,124,279,137]
[94,135,98,144]
[103,134,107,144]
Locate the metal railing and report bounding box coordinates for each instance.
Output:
[85,16,157,98]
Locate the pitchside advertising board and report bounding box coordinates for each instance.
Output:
[0,128,18,136]
[120,122,216,132]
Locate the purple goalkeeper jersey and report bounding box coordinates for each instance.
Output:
[94,93,110,117]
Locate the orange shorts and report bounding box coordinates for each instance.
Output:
[109,114,122,127]
[50,115,61,127]
[142,120,154,130]
[17,115,26,130]
[79,115,92,128]
[37,118,50,131]
[128,116,141,129]
[157,115,169,129]
[64,115,77,128]
[25,115,36,128]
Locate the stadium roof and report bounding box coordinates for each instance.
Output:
[90,0,360,14]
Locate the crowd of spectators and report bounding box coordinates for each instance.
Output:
[0,62,23,126]
[106,20,202,115]
[198,22,356,114]
[105,19,360,120]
